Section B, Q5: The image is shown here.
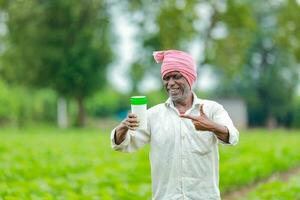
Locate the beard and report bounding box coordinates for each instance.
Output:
[169,84,191,103]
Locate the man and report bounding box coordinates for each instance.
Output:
[111,50,239,200]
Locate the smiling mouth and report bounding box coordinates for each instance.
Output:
[169,88,179,95]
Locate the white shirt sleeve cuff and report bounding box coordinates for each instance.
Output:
[110,128,131,150]
[218,125,239,146]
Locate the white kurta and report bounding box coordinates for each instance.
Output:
[111,93,239,200]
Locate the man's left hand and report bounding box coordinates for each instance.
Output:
[180,104,230,143]
[180,104,214,131]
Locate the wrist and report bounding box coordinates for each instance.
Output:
[115,124,128,145]
[116,122,128,133]
[208,121,217,132]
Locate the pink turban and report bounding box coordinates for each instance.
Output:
[153,50,197,87]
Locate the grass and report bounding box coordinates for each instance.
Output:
[0,127,300,199]
[219,129,300,193]
[0,127,151,200]
[242,170,300,200]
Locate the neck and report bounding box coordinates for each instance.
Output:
[173,93,193,114]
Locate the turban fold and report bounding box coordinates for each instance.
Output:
[153,50,197,87]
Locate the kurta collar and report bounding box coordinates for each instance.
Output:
[165,92,202,108]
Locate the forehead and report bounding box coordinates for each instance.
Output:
[163,71,182,78]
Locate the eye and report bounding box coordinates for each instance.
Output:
[163,76,170,81]
[174,74,183,80]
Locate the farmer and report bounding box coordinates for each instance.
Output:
[110,50,239,200]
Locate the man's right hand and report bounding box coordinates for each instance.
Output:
[120,113,139,131]
[115,113,139,144]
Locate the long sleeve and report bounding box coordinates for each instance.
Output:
[110,118,151,153]
[212,103,239,145]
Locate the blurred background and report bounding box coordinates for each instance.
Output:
[0,0,299,129]
[0,0,300,199]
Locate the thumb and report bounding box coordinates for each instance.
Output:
[200,104,205,116]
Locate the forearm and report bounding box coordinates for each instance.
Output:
[210,122,229,143]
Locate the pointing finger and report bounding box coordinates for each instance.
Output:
[180,114,198,121]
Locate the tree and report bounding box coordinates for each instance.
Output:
[276,0,300,62]
[242,35,297,128]
[123,0,199,94]
[1,0,114,126]
[210,0,299,127]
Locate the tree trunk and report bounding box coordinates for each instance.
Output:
[57,97,68,128]
[77,97,85,127]
[266,114,277,129]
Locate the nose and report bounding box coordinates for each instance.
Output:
[167,77,176,87]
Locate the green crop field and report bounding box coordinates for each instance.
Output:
[0,127,300,200]
[243,170,300,200]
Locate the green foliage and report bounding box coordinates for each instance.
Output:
[276,0,300,62]
[2,0,113,97]
[85,88,167,118]
[241,41,297,126]
[129,61,148,94]
[1,0,114,126]
[212,0,300,127]
[124,0,300,128]
[0,0,298,128]
[86,87,130,118]
[0,127,152,199]
[0,128,300,199]
[152,0,198,50]
[291,96,300,128]
[145,89,168,108]
[125,0,199,93]
[0,80,19,124]
[243,170,300,199]
[219,129,300,193]
[0,80,57,126]
[211,0,256,77]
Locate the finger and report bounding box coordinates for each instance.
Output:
[192,121,205,131]
[128,123,139,128]
[191,120,198,124]
[180,114,198,121]
[127,118,139,123]
[128,126,136,130]
[200,104,205,116]
[128,113,137,118]
[124,121,138,130]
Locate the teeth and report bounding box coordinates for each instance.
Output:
[170,88,179,93]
